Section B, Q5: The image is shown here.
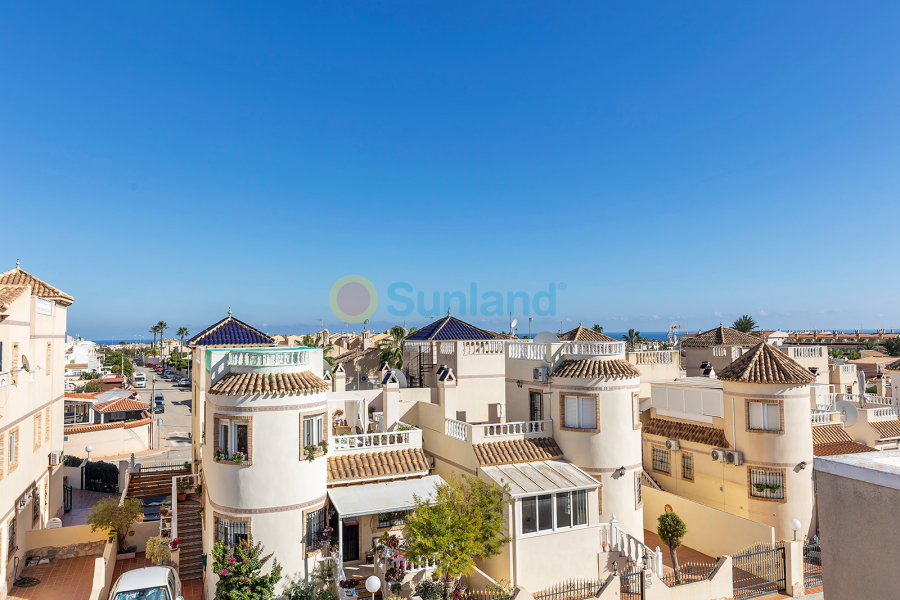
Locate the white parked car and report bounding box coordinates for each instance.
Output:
[109,565,183,600]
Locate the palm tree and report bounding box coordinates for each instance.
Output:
[157,321,168,360]
[177,327,190,356]
[380,325,410,369]
[622,328,642,349]
[149,325,160,356]
[731,315,757,333]
[295,334,336,367]
[592,324,603,334]
[863,339,878,351]
[830,348,845,359]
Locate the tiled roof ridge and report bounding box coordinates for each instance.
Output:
[92,397,149,413]
[0,285,28,312]
[552,358,642,380]
[473,437,564,466]
[643,418,730,448]
[209,370,329,396]
[558,326,617,342]
[885,358,900,371]
[718,342,817,385]
[327,447,428,482]
[680,325,760,348]
[186,315,274,347]
[0,267,74,306]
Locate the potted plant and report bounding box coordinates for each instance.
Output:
[196,507,204,517]
[194,482,203,496]
[318,440,329,457]
[231,451,245,465]
[146,535,172,565]
[88,497,142,557]
[304,445,318,462]
[214,449,226,461]
[176,478,192,501]
[168,537,180,551]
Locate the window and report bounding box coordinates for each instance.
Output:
[303,415,324,447]
[8,428,18,472]
[520,490,588,535]
[215,516,249,547]
[44,481,48,509]
[34,415,41,451]
[563,396,597,430]
[45,408,50,442]
[682,454,694,481]
[750,469,784,500]
[46,343,51,377]
[635,472,642,508]
[216,417,251,461]
[632,393,641,429]
[7,517,15,558]
[652,447,670,474]
[11,343,18,385]
[748,402,781,431]
[305,508,326,552]
[846,386,853,394]
[32,487,40,525]
[529,391,542,421]
[377,510,408,529]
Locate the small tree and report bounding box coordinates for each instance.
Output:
[657,512,688,584]
[87,497,142,551]
[592,324,603,334]
[731,315,757,333]
[883,338,900,357]
[146,535,171,565]
[404,473,510,581]
[212,537,282,600]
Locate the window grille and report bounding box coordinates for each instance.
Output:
[377,511,407,529]
[306,508,326,551]
[7,518,15,557]
[32,489,40,525]
[215,517,249,547]
[682,454,694,481]
[652,447,670,474]
[750,469,784,500]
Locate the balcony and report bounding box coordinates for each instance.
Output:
[508,343,547,360]
[227,349,309,367]
[445,418,551,443]
[332,427,422,453]
[811,411,840,425]
[562,342,624,356]
[628,350,677,365]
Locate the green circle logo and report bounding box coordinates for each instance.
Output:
[329,275,378,323]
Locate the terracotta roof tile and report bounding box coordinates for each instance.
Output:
[0,285,27,312]
[327,448,428,482]
[557,326,617,342]
[811,424,853,445]
[210,371,328,396]
[65,363,89,370]
[473,438,564,466]
[92,397,149,413]
[552,359,642,379]
[885,359,900,371]
[644,418,730,448]
[681,326,760,348]
[64,393,97,400]
[813,442,877,456]
[65,421,125,434]
[0,267,73,306]
[872,420,900,440]
[719,342,816,385]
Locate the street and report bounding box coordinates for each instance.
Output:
[134,365,193,465]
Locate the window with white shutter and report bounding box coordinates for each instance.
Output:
[748,402,781,431]
[563,396,597,430]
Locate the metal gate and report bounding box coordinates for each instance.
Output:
[83,461,120,494]
[619,567,642,600]
[732,543,786,599]
[803,537,822,590]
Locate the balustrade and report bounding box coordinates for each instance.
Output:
[508,343,547,360]
[462,340,506,355]
[332,429,419,451]
[445,418,469,441]
[439,342,456,355]
[599,516,663,577]
[631,351,675,365]
[811,412,839,425]
[475,420,549,438]
[227,350,308,367]
[788,347,824,359]
[871,407,900,419]
[562,342,624,356]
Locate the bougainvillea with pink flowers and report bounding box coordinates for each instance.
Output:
[211,537,282,600]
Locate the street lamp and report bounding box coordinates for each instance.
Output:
[789,519,802,541]
[85,445,93,461]
[365,576,380,600]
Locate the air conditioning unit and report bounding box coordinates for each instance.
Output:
[533,367,549,382]
[710,448,727,462]
[724,450,744,466]
[665,439,680,451]
[48,451,61,467]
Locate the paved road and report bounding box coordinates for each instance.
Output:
[134,366,193,464]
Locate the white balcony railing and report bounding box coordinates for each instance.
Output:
[786,346,825,359]
[871,407,900,420]
[227,350,309,367]
[462,340,505,355]
[475,420,550,438]
[630,350,675,365]
[712,347,727,357]
[562,342,624,356]
[445,418,469,442]
[405,341,432,353]
[508,343,546,360]
[332,428,421,452]
[439,342,455,355]
[841,365,856,374]
[600,515,663,578]
[811,411,839,425]
[865,395,893,406]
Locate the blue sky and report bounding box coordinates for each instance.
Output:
[2,2,898,340]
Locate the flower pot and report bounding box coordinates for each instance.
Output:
[177,494,187,502]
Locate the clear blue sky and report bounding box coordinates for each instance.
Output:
[2,2,898,340]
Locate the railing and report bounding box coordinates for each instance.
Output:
[562,342,624,356]
[462,340,505,355]
[332,428,420,451]
[811,411,839,425]
[445,418,469,442]
[599,515,664,577]
[641,469,662,491]
[474,420,550,438]
[871,407,900,419]
[439,342,456,355]
[334,555,348,600]
[134,460,191,473]
[865,395,893,406]
[508,343,547,360]
[785,346,825,359]
[404,341,432,353]
[171,473,200,543]
[532,578,603,600]
[660,562,718,587]
[227,350,309,367]
[841,365,856,374]
[630,350,675,365]
[712,347,727,357]
[827,392,895,407]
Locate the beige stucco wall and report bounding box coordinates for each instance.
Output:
[63,423,150,459]
[815,469,900,600]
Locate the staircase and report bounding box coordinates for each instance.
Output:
[126,468,191,500]
[176,494,204,581]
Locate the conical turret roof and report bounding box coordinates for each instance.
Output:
[719,342,816,384]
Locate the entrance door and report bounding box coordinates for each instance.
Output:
[529,391,542,421]
[342,521,359,562]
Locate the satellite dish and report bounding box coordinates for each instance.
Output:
[510,319,518,329]
[390,369,408,388]
[533,331,560,344]
[22,355,31,371]
[360,375,369,383]
[834,400,858,427]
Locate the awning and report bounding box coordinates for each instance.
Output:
[327,474,445,518]
[480,460,599,498]
[326,392,367,403]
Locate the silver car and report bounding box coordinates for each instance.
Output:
[109,565,183,600]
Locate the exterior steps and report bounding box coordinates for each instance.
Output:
[175,495,205,582]
[126,469,191,500]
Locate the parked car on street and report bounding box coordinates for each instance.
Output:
[153,392,165,413]
[134,373,146,388]
[109,565,183,600]
[177,377,190,387]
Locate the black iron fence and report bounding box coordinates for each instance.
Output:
[803,539,822,590]
[83,460,120,494]
[619,567,642,600]
[532,578,603,600]
[660,561,717,587]
[732,542,786,599]
[134,460,190,473]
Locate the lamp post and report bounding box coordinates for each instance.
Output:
[85,445,93,461]
[365,575,380,600]
[789,518,802,541]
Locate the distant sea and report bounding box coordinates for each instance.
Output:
[518,331,671,341]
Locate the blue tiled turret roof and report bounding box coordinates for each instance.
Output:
[406,316,499,341]
[186,315,274,347]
